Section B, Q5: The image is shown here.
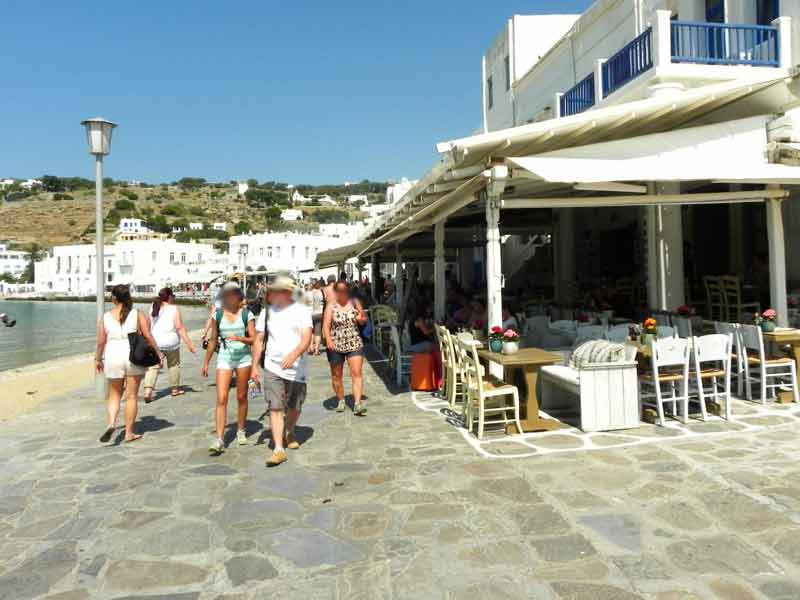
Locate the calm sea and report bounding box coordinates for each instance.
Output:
[0,300,210,372]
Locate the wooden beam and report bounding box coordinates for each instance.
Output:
[502,189,788,209]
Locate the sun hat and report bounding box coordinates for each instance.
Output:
[267,275,297,292]
[221,281,241,293]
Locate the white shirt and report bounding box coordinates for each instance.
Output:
[256,302,312,382]
[151,304,180,351]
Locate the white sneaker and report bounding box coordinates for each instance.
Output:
[237,430,248,446]
[209,438,224,455]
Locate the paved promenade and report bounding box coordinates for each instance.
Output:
[3,349,800,599]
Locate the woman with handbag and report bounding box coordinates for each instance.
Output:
[322,279,368,415]
[95,284,162,444]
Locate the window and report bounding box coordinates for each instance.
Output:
[305,247,310,259]
[197,253,202,262]
[56,257,61,273]
[152,251,157,263]
[181,253,186,264]
[169,253,175,264]
[267,247,273,258]
[259,247,264,257]
[276,247,281,258]
[504,55,510,90]
[757,0,779,25]
[291,246,296,259]
[705,0,724,23]
[67,256,72,272]
[487,76,494,109]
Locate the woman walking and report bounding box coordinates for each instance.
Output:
[309,279,325,355]
[96,284,162,443]
[200,281,256,454]
[143,287,197,402]
[322,279,368,415]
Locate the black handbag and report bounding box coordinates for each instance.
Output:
[128,312,160,367]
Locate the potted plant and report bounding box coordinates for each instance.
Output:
[641,317,657,345]
[756,309,777,333]
[676,305,692,316]
[473,319,486,341]
[488,326,504,352]
[501,328,520,354]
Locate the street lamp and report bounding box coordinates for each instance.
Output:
[238,243,249,296]
[81,117,116,401]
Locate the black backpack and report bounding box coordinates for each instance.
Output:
[214,308,251,352]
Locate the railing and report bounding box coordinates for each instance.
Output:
[560,72,596,117]
[602,27,653,99]
[671,21,779,67]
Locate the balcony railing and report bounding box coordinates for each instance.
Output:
[560,72,596,117]
[602,27,653,99]
[671,21,780,67]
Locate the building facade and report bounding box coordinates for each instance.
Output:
[0,243,30,279]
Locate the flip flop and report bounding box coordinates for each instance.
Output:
[99,427,115,443]
[124,434,142,444]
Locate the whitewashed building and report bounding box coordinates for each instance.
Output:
[385,178,419,204]
[118,218,150,234]
[212,222,228,232]
[320,0,800,334]
[189,222,203,231]
[237,181,249,197]
[347,194,368,205]
[20,179,42,190]
[34,239,226,296]
[0,243,30,279]
[0,179,15,189]
[280,209,304,222]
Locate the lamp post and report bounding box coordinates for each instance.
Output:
[81,117,116,401]
[238,243,249,296]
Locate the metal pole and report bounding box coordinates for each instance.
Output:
[95,155,105,402]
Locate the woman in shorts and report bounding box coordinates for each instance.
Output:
[322,279,368,415]
[201,281,256,454]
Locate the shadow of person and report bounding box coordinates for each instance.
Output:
[138,415,175,433]
[322,396,341,411]
[294,425,314,444]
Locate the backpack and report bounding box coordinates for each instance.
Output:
[214,308,251,352]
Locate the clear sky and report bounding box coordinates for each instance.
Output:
[0,0,591,185]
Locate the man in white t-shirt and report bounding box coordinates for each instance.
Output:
[252,275,312,467]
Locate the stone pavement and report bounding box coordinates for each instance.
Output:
[3,348,800,599]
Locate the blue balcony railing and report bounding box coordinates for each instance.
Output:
[671,21,779,66]
[602,27,653,99]
[560,72,596,117]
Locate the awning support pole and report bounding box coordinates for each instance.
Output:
[434,221,446,322]
[371,255,379,301]
[395,247,404,307]
[486,166,507,377]
[766,193,789,327]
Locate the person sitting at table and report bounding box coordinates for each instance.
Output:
[468,299,488,330]
[502,306,520,332]
[447,293,471,330]
[409,307,436,353]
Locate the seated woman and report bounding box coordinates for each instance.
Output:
[467,299,488,330]
[502,306,520,331]
[409,308,436,353]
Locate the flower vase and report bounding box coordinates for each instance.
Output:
[489,339,504,353]
[761,320,776,333]
[502,341,519,355]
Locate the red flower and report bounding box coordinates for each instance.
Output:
[490,326,503,334]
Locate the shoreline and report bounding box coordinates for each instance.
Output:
[2,296,210,306]
[1,328,207,422]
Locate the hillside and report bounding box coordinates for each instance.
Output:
[0,179,381,249]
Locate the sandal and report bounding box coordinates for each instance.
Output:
[99,427,115,443]
[171,389,185,397]
[124,434,142,443]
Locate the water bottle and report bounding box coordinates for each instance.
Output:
[247,378,261,403]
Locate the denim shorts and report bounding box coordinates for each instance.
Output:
[326,348,364,365]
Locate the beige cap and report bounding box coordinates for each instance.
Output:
[267,275,297,292]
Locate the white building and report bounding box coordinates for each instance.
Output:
[315,195,338,206]
[0,243,30,279]
[347,194,368,205]
[213,222,228,232]
[189,222,204,231]
[20,179,42,190]
[317,222,366,241]
[0,179,15,189]
[385,178,418,204]
[118,218,150,234]
[280,209,304,222]
[237,181,249,197]
[34,239,226,296]
[291,189,311,204]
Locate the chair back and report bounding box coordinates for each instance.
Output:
[607,325,630,343]
[651,310,673,327]
[719,275,743,307]
[656,325,677,339]
[550,319,577,333]
[574,325,608,346]
[693,333,732,364]
[455,338,482,396]
[652,337,690,368]
[389,325,403,351]
[738,323,766,361]
[672,315,693,338]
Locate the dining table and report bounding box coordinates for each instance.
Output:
[476,347,563,434]
[763,328,800,403]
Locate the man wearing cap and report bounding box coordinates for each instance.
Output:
[252,275,312,467]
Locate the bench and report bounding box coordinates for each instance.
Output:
[540,349,640,432]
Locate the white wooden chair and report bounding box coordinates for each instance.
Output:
[436,325,466,409]
[640,337,691,426]
[573,325,608,346]
[388,325,413,387]
[739,324,799,404]
[457,338,522,440]
[692,333,733,421]
[713,322,746,397]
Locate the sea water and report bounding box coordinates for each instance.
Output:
[0,300,210,372]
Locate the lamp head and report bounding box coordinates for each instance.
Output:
[80,117,117,155]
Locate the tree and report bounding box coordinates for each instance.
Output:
[161,202,186,217]
[177,177,206,191]
[18,243,44,283]
[40,175,65,192]
[246,178,258,187]
[234,221,251,234]
[307,208,350,224]
[0,272,17,284]
[114,198,135,211]
[148,215,171,233]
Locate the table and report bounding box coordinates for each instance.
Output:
[763,328,800,403]
[477,347,562,434]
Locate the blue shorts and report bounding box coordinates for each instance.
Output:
[326,348,364,366]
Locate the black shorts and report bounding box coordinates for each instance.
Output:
[312,314,323,336]
[326,348,364,365]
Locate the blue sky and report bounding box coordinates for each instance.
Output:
[0,0,591,185]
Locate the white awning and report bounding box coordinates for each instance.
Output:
[506,115,800,185]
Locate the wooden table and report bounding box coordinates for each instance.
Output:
[477,347,562,434]
[763,328,800,403]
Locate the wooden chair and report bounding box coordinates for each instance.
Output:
[388,325,413,387]
[692,333,733,421]
[703,276,726,322]
[456,338,522,440]
[607,324,631,343]
[719,275,759,323]
[739,324,799,404]
[436,325,466,409]
[714,322,746,398]
[640,337,691,426]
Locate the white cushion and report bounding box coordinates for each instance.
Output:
[541,365,580,389]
